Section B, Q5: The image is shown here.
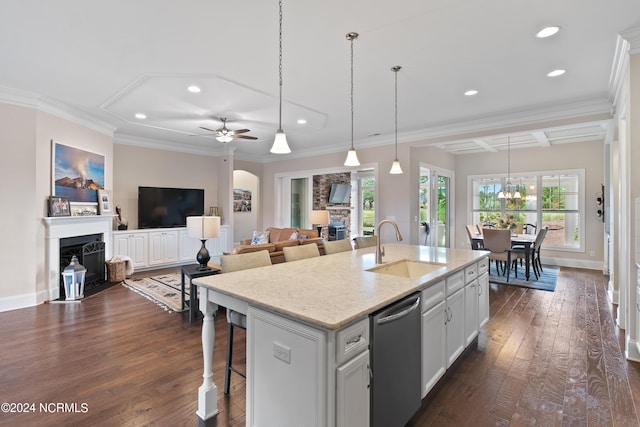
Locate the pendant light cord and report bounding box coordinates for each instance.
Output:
[350,35,354,151]
[394,68,398,159]
[278,0,283,132]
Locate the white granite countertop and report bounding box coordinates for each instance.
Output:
[194,244,488,330]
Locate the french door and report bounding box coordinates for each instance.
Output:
[419,165,453,247]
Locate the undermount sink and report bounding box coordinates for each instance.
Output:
[366,259,446,279]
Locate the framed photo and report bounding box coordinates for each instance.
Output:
[48,196,71,217]
[98,190,112,214]
[51,140,105,205]
[233,189,252,212]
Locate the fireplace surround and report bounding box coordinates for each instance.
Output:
[43,216,113,301]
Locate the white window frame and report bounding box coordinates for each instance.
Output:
[468,169,585,252]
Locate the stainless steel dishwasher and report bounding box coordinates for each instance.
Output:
[369,291,422,427]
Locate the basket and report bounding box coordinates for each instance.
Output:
[106,259,126,282]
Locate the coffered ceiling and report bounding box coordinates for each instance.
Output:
[1,1,639,161]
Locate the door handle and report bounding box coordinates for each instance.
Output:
[377,297,421,325]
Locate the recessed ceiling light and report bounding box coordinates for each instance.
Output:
[297,119,307,124]
[464,89,478,96]
[135,113,147,119]
[536,26,560,38]
[187,85,201,93]
[547,69,566,77]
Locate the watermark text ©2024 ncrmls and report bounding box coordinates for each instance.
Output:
[2,402,89,414]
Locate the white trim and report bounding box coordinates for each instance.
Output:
[0,86,115,136]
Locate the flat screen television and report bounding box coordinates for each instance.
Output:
[328,183,352,204]
[138,186,204,229]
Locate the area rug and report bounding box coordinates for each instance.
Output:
[122,273,188,312]
[488,265,559,292]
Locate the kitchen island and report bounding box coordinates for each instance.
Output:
[194,244,489,426]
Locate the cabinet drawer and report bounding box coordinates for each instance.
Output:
[478,258,489,274]
[446,271,465,296]
[422,280,445,312]
[465,264,478,284]
[336,318,369,365]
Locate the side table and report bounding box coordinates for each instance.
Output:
[181,264,220,323]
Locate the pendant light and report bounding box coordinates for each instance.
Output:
[389,65,403,174]
[270,0,291,154]
[344,32,360,166]
[497,136,521,199]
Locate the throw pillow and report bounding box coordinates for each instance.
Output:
[288,231,298,240]
[251,230,270,245]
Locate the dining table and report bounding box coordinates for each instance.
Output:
[471,232,537,281]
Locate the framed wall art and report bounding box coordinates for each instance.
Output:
[98,190,112,214]
[233,189,252,212]
[51,140,105,205]
[48,196,71,217]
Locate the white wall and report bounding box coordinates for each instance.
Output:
[0,103,114,310]
[113,144,220,230]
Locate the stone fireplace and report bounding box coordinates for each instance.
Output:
[43,216,113,301]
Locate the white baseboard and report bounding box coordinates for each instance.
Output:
[542,256,604,271]
[0,290,45,313]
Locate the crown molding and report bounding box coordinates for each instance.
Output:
[0,86,116,136]
[621,26,640,55]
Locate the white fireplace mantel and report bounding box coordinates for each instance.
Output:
[43,215,114,301]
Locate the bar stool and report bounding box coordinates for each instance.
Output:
[219,250,272,394]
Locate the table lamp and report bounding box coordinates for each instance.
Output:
[187,216,220,270]
[310,210,330,238]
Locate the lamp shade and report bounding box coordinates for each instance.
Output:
[344,149,360,166]
[390,159,403,174]
[310,210,330,225]
[186,216,220,240]
[271,131,291,154]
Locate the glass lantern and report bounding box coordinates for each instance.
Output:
[62,255,86,300]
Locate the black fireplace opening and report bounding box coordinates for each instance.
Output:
[59,233,106,300]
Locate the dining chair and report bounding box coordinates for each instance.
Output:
[530,227,548,278]
[283,242,320,262]
[220,250,272,394]
[510,226,547,280]
[323,238,353,255]
[466,225,481,249]
[523,223,537,235]
[475,224,484,235]
[353,236,378,249]
[481,228,513,281]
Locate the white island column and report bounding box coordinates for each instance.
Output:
[196,288,218,420]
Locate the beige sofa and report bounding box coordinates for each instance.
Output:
[230,227,325,264]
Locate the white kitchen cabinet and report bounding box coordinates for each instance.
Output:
[179,229,201,262]
[478,271,490,327]
[445,287,465,367]
[112,231,148,268]
[336,349,370,427]
[464,279,479,346]
[248,307,326,427]
[148,230,179,266]
[421,300,446,398]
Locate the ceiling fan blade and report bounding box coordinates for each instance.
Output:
[234,135,258,140]
[199,126,217,132]
[231,129,251,134]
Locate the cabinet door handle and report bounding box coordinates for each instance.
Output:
[367,364,372,388]
[478,284,483,296]
[346,333,363,345]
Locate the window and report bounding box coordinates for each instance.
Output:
[360,177,375,236]
[470,170,584,251]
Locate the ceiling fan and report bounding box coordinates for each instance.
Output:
[199,117,257,143]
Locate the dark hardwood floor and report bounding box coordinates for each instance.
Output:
[0,267,638,426]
